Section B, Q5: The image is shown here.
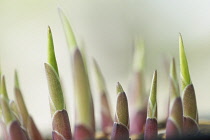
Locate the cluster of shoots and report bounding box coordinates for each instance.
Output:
[0,9,202,140]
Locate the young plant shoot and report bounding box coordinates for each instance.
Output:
[179,34,199,136]
[45,26,72,140]
[144,70,158,140]
[111,82,129,140]
[166,58,183,139]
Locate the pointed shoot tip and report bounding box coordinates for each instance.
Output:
[116,82,124,94]
[179,34,191,90]
[14,70,20,89]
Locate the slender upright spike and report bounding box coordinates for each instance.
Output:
[14,87,29,129]
[179,34,199,136]
[14,71,43,140]
[15,70,20,89]
[166,58,183,139]
[111,82,129,140]
[129,39,147,137]
[47,27,59,75]
[0,76,9,101]
[58,8,77,52]
[0,96,15,124]
[0,96,27,140]
[133,39,145,72]
[179,34,191,90]
[45,26,72,140]
[73,48,95,140]
[58,10,95,139]
[144,70,158,140]
[93,59,113,135]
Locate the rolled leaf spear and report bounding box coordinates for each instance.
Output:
[14,71,43,140]
[129,39,147,137]
[0,97,28,140]
[0,78,27,140]
[111,82,129,140]
[179,34,199,135]
[59,9,95,140]
[93,59,113,136]
[0,76,10,140]
[45,27,72,140]
[166,58,183,139]
[144,70,158,140]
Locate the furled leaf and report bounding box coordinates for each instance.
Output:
[179,34,191,90]
[45,63,65,115]
[0,76,9,101]
[93,59,106,93]
[116,82,129,127]
[14,88,29,129]
[58,8,77,52]
[179,34,199,135]
[133,39,145,72]
[0,96,15,125]
[47,27,59,75]
[169,58,180,107]
[15,70,20,89]
[93,59,112,134]
[73,48,93,130]
[147,70,157,118]
[166,58,183,138]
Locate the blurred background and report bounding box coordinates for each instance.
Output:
[1,0,210,137]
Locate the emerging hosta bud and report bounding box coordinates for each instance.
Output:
[166,58,183,139]
[14,87,29,129]
[45,26,72,140]
[179,34,199,136]
[129,39,147,137]
[59,9,95,140]
[144,70,157,140]
[111,82,129,140]
[0,96,27,140]
[73,48,95,140]
[93,59,113,135]
[14,71,43,140]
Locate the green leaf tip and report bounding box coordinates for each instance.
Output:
[0,96,15,124]
[149,70,157,105]
[14,70,20,89]
[133,39,145,72]
[0,75,9,100]
[147,70,157,118]
[116,82,124,94]
[93,59,106,93]
[58,8,77,52]
[170,58,178,83]
[179,34,191,90]
[47,26,59,76]
[169,58,180,98]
